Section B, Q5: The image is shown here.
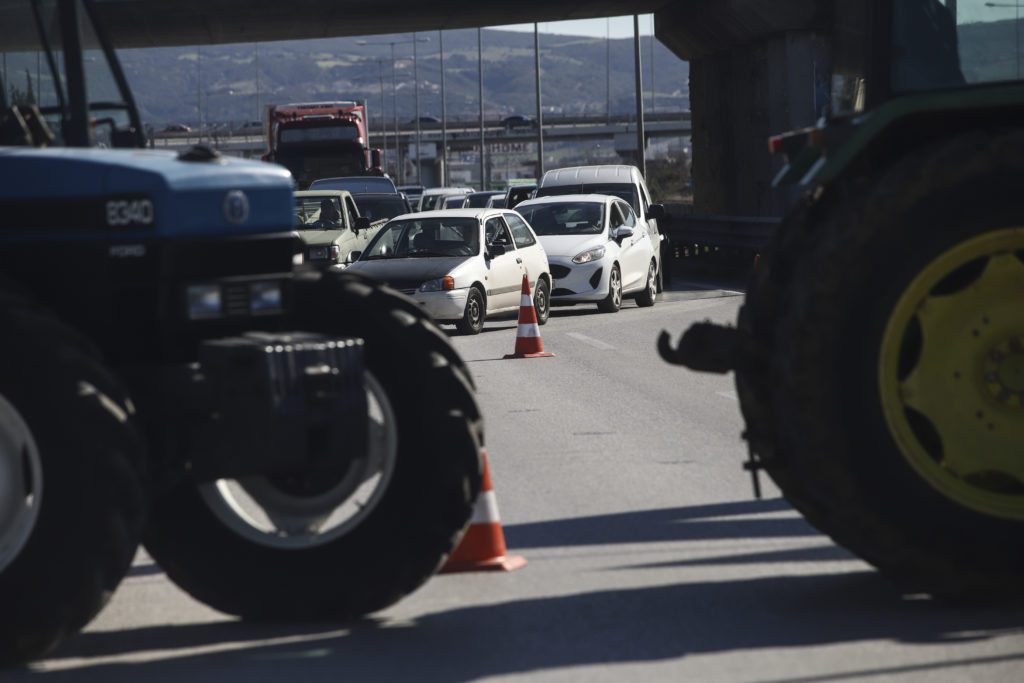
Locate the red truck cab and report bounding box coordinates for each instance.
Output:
[264,101,382,188]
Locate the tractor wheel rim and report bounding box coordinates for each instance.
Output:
[879,228,1024,519]
[199,372,398,549]
[0,392,42,573]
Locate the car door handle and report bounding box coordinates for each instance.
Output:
[516,258,523,264]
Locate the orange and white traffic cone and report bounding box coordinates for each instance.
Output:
[441,452,527,574]
[504,274,554,359]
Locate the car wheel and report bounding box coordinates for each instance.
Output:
[636,260,658,307]
[534,278,551,325]
[597,265,622,313]
[456,286,486,335]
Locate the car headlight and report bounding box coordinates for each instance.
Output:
[420,275,456,292]
[572,246,606,264]
[186,284,222,320]
[250,282,283,315]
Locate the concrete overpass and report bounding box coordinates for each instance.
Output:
[3,0,859,219]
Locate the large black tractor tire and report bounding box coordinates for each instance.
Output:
[0,301,145,665]
[735,129,1024,598]
[143,272,484,621]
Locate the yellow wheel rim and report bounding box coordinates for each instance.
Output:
[879,228,1024,519]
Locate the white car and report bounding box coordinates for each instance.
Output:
[514,194,658,312]
[416,187,473,212]
[535,165,667,291]
[347,208,551,334]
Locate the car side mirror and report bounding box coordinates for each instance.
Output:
[354,216,371,232]
[648,204,666,221]
[488,243,507,257]
[347,250,362,264]
[613,227,634,242]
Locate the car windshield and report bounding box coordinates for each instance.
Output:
[466,193,498,208]
[362,217,480,259]
[354,196,408,222]
[518,202,604,236]
[310,177,397,194]
[421,194,448,211]
[294,196,343,229]
[536,183,640,215]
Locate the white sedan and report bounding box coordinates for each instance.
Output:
[514,194,658,312]
[346,209,551,334]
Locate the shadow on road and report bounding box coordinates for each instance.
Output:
[504,498,819,549]
[23,569,1024,682]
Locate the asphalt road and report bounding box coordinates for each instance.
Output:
[13,278,1024,682]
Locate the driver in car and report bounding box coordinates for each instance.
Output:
[314,198,342,227]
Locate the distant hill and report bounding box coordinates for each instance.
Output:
[118,29,690,129]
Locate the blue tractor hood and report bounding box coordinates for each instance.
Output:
[0,147,294,241]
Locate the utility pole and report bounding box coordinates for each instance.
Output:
[649,15,656,114]
[440,30,448,186]
[254,42,260,124]
[359,36,428,182]
[197,45,202,138]
[633,15,646,178]
[377,59,387,170]
[392,44,400,182]
[534,23,544,180]
[606,17,611,122]
[478,28,486,191]
[413,32,422,185]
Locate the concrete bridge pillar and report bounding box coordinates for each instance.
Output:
[656,0,831,217]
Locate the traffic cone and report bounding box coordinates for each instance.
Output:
[441,452,527,573]
[504,275,554,359]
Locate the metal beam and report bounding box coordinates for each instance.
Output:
[63,0,675,48]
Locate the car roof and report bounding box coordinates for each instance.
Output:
[422,187,474,195]
[392,208,508,221]
[295,190,347,197]
[516,194,614,206]
[351,192,406,199]
[539,165,641,187]
[314,176,393,183]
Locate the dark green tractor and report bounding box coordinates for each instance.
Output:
[661,0,1024,597]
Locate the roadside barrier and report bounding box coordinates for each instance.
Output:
[441,452,527,573]
[504,275,554,359]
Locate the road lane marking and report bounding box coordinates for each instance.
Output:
[717,390,738,401]
[565,332,615,350]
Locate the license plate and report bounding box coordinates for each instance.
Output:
[309,246,329,261]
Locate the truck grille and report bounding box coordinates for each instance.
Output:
[223,282,253,317]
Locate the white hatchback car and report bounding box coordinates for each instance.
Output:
[346,209,551,334]
[514,194,658,312]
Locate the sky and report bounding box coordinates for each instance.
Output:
[494,15,655,39]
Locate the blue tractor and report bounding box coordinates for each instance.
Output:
[0,0,482,664]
